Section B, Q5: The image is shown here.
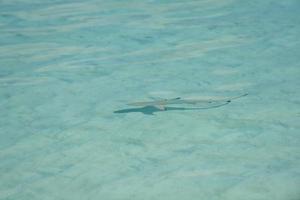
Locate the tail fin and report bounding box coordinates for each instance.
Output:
[230,93,248,100]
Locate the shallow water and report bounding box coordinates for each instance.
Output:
[1,0,300,199]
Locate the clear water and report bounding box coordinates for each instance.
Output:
[1,0,300,199]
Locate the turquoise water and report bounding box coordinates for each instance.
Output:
[1,0,300,199]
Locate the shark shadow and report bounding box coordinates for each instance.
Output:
[113,102,230,115]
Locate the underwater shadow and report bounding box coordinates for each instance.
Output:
[114,102,230,115]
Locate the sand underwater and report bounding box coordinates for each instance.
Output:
[0,0,300,199]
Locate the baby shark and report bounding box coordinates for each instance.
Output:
[128,93,248,110]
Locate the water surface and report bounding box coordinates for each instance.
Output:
[1,0,300,199]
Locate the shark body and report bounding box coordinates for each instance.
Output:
[127,93,248,110]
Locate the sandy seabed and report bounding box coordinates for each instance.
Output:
[0,0,300,199]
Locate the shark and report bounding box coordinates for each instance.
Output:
[127,93,248,111]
